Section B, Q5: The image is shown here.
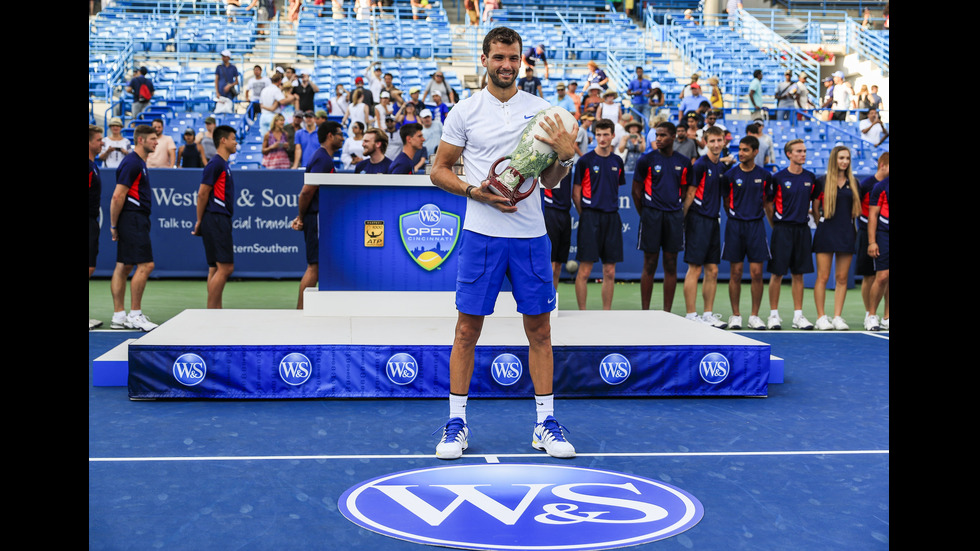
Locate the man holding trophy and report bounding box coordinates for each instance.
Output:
[429,26,580,460]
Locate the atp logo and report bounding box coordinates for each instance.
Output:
[490,353,523,386]
[399,203,461,271]
[340,464,704,550]
[599,353,631,385]
[172,353,206,386]
[699,352,730,384]
[278,352,312,386]
[386,353,418,385]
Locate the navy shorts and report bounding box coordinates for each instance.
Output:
[721,217,769,264]
[767,222,813,276]
[544,207,571,263]
[201,211,234,267]
[115,210,153,266]
[683,212,721,266]
[455,230,556,316]
[638,207,684,254]
[854,227,876,276]
[873,230,889,271]
[576,208,623,264]
[89,216,100,268]
[303,212,319,265]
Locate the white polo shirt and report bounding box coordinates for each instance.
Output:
[440,87,551,238]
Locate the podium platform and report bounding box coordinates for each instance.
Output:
[93,291,782,400]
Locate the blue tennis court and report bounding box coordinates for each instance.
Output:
[89,330,888,550]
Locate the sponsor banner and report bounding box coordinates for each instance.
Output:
[127,343,768,399]
[340,464,704,550]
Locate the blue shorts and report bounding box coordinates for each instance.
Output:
[873,230,889,271]
[455,230,556,316]
[721,217,770,264]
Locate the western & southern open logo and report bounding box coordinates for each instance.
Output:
[490,353,523,386]
[399,203,460,271]
[339,464,704,550]
[172,353,206,386]
[699,352,731,384]
[599,353,631,385]
[386,353,419,385]
[278,352,312,386]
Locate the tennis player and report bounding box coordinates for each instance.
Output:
[429,26,579,460]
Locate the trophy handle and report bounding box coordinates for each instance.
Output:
[489,156,512,178]
[511,177,538,203]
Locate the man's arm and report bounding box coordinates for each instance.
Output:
[109,184,129,241]
[430,140,516,213]
[867,205,880,257]
[194,183,210,235]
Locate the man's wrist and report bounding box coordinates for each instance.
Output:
[465,184,476,198]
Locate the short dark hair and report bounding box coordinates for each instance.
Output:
[745,122,761,135]
[89,124,102,141]
[482,26,522,56]
[213,124,236,145]
[703,126,725,139]
[400,122,423,143]
[655,121,676,136]
[593,118,616,133]
[318,121,343,144]
[740,135,760,152]
[133,124,155,144]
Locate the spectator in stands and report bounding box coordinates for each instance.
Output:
[719,135,771,330]
[747,69,764,121]
[242,0,274,35]
[126,66,154,118]
[419,108,443,157]
[394,100,420,127]
[596,90,621,126]
[677,83,707,123]
[406,86,427,115]
[296,111,320,167]
[379,72,404,106]
[518,67,543,97]
[775,70,796,120]
[812,144,861,331]
[109,124,159,331]
[859,107,888,146]
[680,74,699,100]
[682,8,697,25]
[283,66,299,88]
[280,81,299,120]
[763,139,819,330]
[673,122,698,160]
[193,124,238,309]
[522,44,549,80]
[464,0,480,26]
[647,81,665,113]
[178,128,207,168]
[383,116,404,162]
[259,73,294,136]
[422,70,452,106]
[565,81,582,121]
[628,66,653,124]
[585,60,609,90]
[330,84,349,118]
[854,84,873,120]
[215,49,241,105]
[793,73,814,114]
[146,119,176,168]
[706,76,724,117]
[363,64,384,105]
[351,77,375,118]
[245,65,270,123]
[293,71,319,114]
[632,121,692,312]
[90,124,104,329]
[577,114,594,154]
[572,118,626,311]
[744,122,772,169]
[831,71,853,121]
[340,121,367,171]
[482,0,499,24]
[284,111,304,169]
[196,117,218,163]
[99,118,132,169]
[315,109,329,126]
[388,122,425,174]
[616,120,645,172]
[262,114,293,169]
[375,91,395,124]
[861,7,873,30]
[550,83,576,116]
[293,121,345,309]
[342,89,372,135]
[429,91,450,123]
[726,0,743,29]
[354,128,392,174]
[410,0,431,20]
[868,84,883,112]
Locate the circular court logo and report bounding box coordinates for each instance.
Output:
[172,353,206,386]
[278,353,313,386]
[339,464,703,550]
[599,353,631,385]
[490,353,523,386]
[386,353,419,385]
[699,352,730,384]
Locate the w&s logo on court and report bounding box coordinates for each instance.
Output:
[340,464,703,550]
[172,353,206,386]
[399,204,460,271]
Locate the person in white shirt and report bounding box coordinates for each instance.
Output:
[428,26,580,461]
[340,121,366,171]
[859,107,888,146]
[99,117,132,168]
[244,65,271,123]
[418,108,443,157]
[831,71,854,121]
[259,73,294,136]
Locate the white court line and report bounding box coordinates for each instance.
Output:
[89,450,888,463]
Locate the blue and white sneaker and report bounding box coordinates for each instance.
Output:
[434,417,468,460]
[532,416,576,458]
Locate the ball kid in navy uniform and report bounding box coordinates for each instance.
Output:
[193,125,238,309]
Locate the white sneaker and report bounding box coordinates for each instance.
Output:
[110,313,131,329]
[832,316,850,331]
[864,315,881,331]
[89,318,103,330]
[748,315,766,330]
[766,313,782,330]
[434,417,468,460]
[728,315,742,330]
[532,416,576,458]
[880,318,889,331]
[792,314,814,330]
[702,312,728,329]
[127,312,159,331]
[814,315,834,330]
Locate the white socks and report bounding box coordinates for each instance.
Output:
[449,393,467,423]
[535,394,554,423]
